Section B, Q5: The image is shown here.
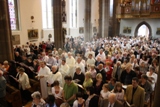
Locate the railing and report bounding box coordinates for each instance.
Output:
[116,1,160,19]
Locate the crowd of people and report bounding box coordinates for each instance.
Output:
[0,36,159,107]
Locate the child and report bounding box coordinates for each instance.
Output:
[111,82,124,102]
[100,83,111,99]
[73,92,85,107]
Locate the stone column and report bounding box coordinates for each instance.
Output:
[98,0,109,38]
[112,0,120,37]
[84,0,91,42]
[98,0,103,38]
[53,0,64,49]
[103,0,109,38]
[0,0,14,61]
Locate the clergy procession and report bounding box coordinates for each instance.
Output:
[0,36,160,107]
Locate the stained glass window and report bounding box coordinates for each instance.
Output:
[70,0,77,28]
[8,0,19,30]
[110,0,113,17]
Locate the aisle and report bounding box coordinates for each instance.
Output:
[24,102,32,107]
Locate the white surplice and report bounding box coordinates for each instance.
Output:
[66,56,76,77]
[58,63,69,86]
[96,52,106,62]
[38,66,51,98]
[75,62,85,74]
[86,58,95,67]
[85,51,95,58]
[46,71,62,94]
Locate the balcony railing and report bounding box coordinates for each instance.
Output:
[116,1,160,19]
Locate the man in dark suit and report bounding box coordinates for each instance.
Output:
[120,63,136,85]
[30,50,37,61]
[96,64,106,83]
[15,51,22,62]
[139,74,152,102]
[113,54,122,65]
[101,93,123,107]
[121,52,130,63]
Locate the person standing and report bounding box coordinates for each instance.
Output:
[36,61,51,98]
[63,76,78,107]
[96,64,106,83]
[112,61,122,81]
[0,70,7,107]
[124,77,145,107]
[120,63,136,85]
[31,91,46,107]
[66,52,76,78]
[15,67,31,102]
[59,59,70,86]
[47,54,57,68]
[139,74,152,102]
[47,65,62,94]
[73,67,85,85]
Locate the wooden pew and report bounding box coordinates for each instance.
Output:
[28,79,40,93]
[6,84,22,107]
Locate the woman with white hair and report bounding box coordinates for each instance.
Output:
[146,66,157,91]
[31,91,46,107]
[15,67,31,101]
[100,93,123,107]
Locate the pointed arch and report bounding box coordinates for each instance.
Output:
[134,21,152,38]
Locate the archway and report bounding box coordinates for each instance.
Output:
[134,21,152,39]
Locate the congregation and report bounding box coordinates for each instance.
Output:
[0,36,159,107]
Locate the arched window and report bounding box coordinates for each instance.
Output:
[137,24,149,37]
[8,0,20,30]
[109,0,113,17]
[41,0,53,29]
[70,0,77,28]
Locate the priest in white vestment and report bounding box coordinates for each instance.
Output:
[46,65,62,94]
[36,61,51,98]
[85,47,95,59]
[86,54,95,69]
[96,49,106,62]
[66,52,76,77]
[58,59,70,87]
[75,57,85,74]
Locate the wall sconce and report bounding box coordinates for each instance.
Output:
[31,16,35,29]
[31,16,35,23]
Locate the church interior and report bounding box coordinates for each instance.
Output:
[0,0,160,107]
